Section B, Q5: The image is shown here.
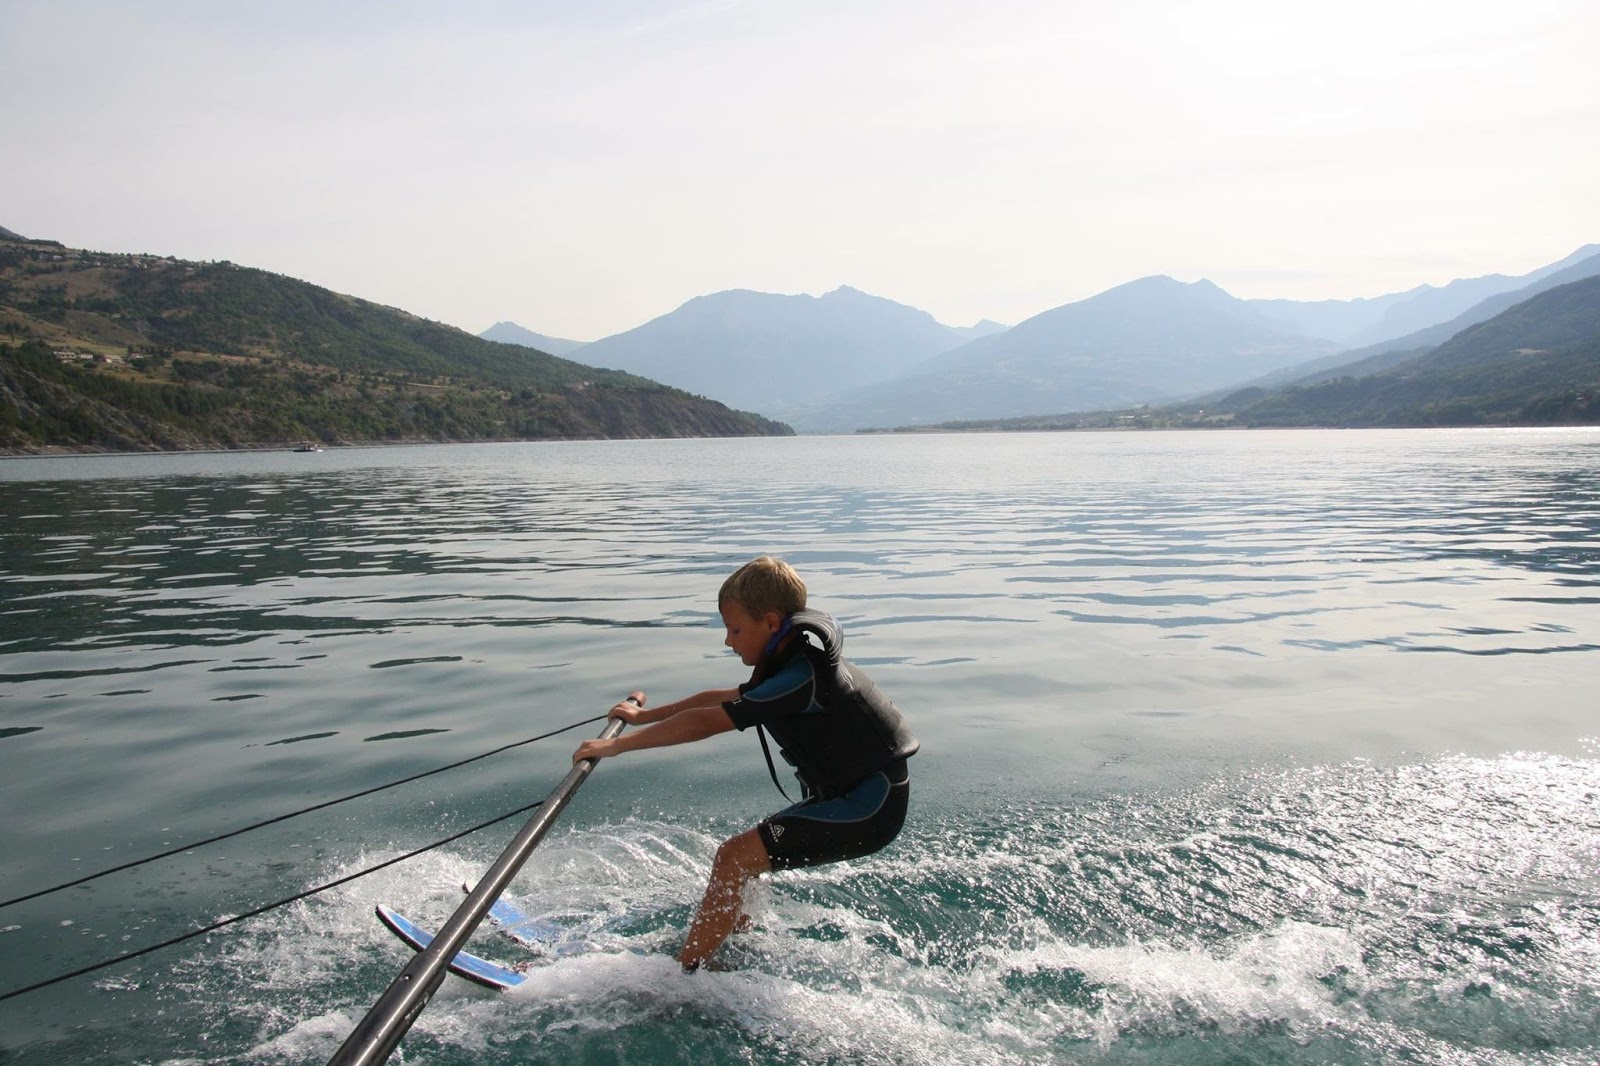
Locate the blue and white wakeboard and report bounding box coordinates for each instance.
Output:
[473,884,564,945]
[374,903,525,991]
[465,881,602,957]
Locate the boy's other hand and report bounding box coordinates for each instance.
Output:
[573,736,617,764]
[610,691,647,724]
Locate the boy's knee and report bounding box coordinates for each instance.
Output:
[712,830,771,881]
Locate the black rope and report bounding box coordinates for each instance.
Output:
[0,713,607,911]
[0,787,563,1003]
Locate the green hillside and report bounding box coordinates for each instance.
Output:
[0,237,790,452]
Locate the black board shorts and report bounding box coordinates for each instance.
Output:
[757,759,910,871]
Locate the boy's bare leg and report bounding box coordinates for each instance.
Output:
[678,828,772,970]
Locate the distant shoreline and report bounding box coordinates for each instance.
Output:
[13,422,1600,461]
[0,432,819,460]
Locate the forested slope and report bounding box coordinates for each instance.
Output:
[0,238,789,451]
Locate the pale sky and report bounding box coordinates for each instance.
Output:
[4,0,1598,340]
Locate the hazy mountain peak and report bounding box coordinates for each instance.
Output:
[1533,243,1600,277]
[956,318,1009,338]
[477,321,590,357]
[1029,274,1260,327]
[1346,243,1600,351]
[1249,243,1600,347]
[566,284,981,413]
[681,287,762,305]
[1108,273,1183,292]
[0,224,25,241]
[1092,275,1232,304]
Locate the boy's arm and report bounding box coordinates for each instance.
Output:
[613,688,739,726]
[574,704,734,763]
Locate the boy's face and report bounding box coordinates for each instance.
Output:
[721,602,783,666]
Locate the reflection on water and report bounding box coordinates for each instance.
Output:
[259,731,338,746]
[1,429,1598,1065]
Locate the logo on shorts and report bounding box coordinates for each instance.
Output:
[769,823,785,840]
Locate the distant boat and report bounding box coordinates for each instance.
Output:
[292,441,322,453]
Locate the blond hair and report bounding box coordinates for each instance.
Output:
[718,556,807,618]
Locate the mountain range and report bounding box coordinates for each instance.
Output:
[1235,249,1600,393]
[6,221,1594,452]
[486,245,1600,431]
[1222,273,1600,428]
[1245,245,1600,347]
[775,276,1344,431]
[527,286,1005,419]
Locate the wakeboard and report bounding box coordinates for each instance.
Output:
[467,877,611,960]
[483,896,731,972]
[374,903,525,991]
[468,882,562,945]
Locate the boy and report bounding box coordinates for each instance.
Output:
[573,556,917,971]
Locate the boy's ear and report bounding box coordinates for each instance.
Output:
[761,610,785,632]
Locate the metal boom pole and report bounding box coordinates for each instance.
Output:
[327,709,630,1066]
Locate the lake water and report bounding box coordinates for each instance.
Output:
[1,429,1597,1065]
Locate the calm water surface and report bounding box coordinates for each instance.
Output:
[1,430,1597,1065]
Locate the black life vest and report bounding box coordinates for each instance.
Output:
[748,609,918,800]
